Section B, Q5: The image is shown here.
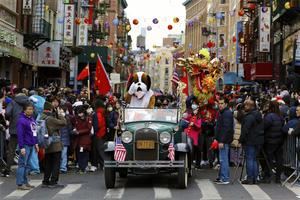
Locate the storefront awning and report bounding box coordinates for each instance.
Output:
[223,72,254,85]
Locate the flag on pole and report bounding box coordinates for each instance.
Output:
[168,138,175,161]
[171,71,179,84]
[95,54,111,95]
[114,137,127,162]
[77,64,89,81]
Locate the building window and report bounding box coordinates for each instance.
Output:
[220,0,226,4]
[217,12,226,26]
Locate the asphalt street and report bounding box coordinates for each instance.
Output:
[1,167,300,200]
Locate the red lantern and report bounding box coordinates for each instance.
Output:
[84,18,89,24]
[75,18,81,25]
[168,25,173,30]
[232,36,237,43]
[248,3,256,10]
[207,41,213,48]
[238,9,245,16]
[133,19,139,25]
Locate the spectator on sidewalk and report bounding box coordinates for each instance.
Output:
[16,103,39,190]
[214,96,234,185]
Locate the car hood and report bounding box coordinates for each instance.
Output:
[125,122,177,133]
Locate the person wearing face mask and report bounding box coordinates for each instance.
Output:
[106,104,118,141]
[72,106,92,174]
[184,105,202,169]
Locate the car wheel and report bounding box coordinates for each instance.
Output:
[178,153,188,189]
[119,168,128,178]
[104,154,116,189]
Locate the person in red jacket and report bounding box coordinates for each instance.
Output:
[72,106,92,174]
[94,99,107,170]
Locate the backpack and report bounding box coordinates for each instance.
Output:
[36,116,51,148]
[92,112,99,133]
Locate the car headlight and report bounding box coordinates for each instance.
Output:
[160,131,171,144]
[121,131,133,143]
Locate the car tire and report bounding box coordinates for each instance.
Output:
[178,153,188,189]
[104,154,116,189]
[119,168,128,178]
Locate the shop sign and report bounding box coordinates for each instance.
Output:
[63,4,74,46]
[259,7,271,52]
[0,28,17,46]
[110,73,121,84]
[77,18,88,46]
[38,42,61,67]
[22,0,32,15]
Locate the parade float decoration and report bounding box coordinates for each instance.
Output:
[176,48,222,106]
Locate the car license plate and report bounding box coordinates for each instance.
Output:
[136,140,155,149]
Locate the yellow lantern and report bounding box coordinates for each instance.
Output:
[285,2,291,9]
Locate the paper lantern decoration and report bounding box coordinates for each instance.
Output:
[84,18,89,24]
[232,36,237,43]
[173,17,180,23]
[133,19,139,25]
[112,18,119,26]
[152,18,159,24]
[238,9,245,16]
[248,3,256,10]
[216,12,223,19]
[125,25,131,32]
[96,39,101,44]
[147,26,152,31]
[90,53,95,58]
[75,18,81,25]
[285,2,291,9]
[167,25,173,30]
[262,6,268,13]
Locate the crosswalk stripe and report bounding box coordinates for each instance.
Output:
[285,183,300,198]
[241,184,271,200]
[154,187,172,199]
[195,179,221,200]
[4,179,42,199]
[104,188,125,199]
[56,184,82,195]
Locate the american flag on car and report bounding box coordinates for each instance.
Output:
[114,137,127,162]
[168,140,175,161]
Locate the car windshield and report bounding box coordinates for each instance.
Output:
[124,109,178,123]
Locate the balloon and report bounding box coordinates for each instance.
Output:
[112,18,119,26]
[216,12,223,19]
[96,39,101,44]
[133,19,139,25]
[94,19,99,25]
[90,53,95,58]
[124,42,128,48]
[173,17,179,23]
[125,25,131,32]
[152,18,159,24]
[238,9,245,16]
[75,18,81,25]
[168,25,173,30]
[285,2,291,9]
[147,26,152,31]
[123,56,128,62]
[232,36,237,43]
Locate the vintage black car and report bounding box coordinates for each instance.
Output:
[104,108,193,189]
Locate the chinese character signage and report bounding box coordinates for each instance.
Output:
[259,7,271,52]
[22,0,32,15]
[63,4,74,46]
[38,42,60,67]
[77,18,88,46]
[0,28,17,46]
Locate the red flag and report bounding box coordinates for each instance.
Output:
[77,64,89,81]
[95,55,111,95]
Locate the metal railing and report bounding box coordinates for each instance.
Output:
[31,18,51,39]
[283,134,297,169]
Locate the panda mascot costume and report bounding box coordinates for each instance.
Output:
[125,72,155,108]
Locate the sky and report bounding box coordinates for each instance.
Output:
[125,0,186,51]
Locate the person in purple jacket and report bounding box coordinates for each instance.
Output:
[16,103,39,190]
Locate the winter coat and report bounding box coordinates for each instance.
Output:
[60,115,72,146]
[239,109,264,146]
[17,113,38,148]
[95,108,107,139]
[40,112,67,153]
[107,111,119,130]
[5,94,30,136]
[215,107,234,144]
[264,112,284,144]
[72,116,92,151]
[184,114,201,146]
[282,107,299,135]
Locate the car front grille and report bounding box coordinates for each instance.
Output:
[134,128,158,161]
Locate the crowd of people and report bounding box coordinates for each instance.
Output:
[0,83,300,190]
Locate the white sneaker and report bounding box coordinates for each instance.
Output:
[200,160,206,166]
[216,181,230,185]
[90,166,97,172]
